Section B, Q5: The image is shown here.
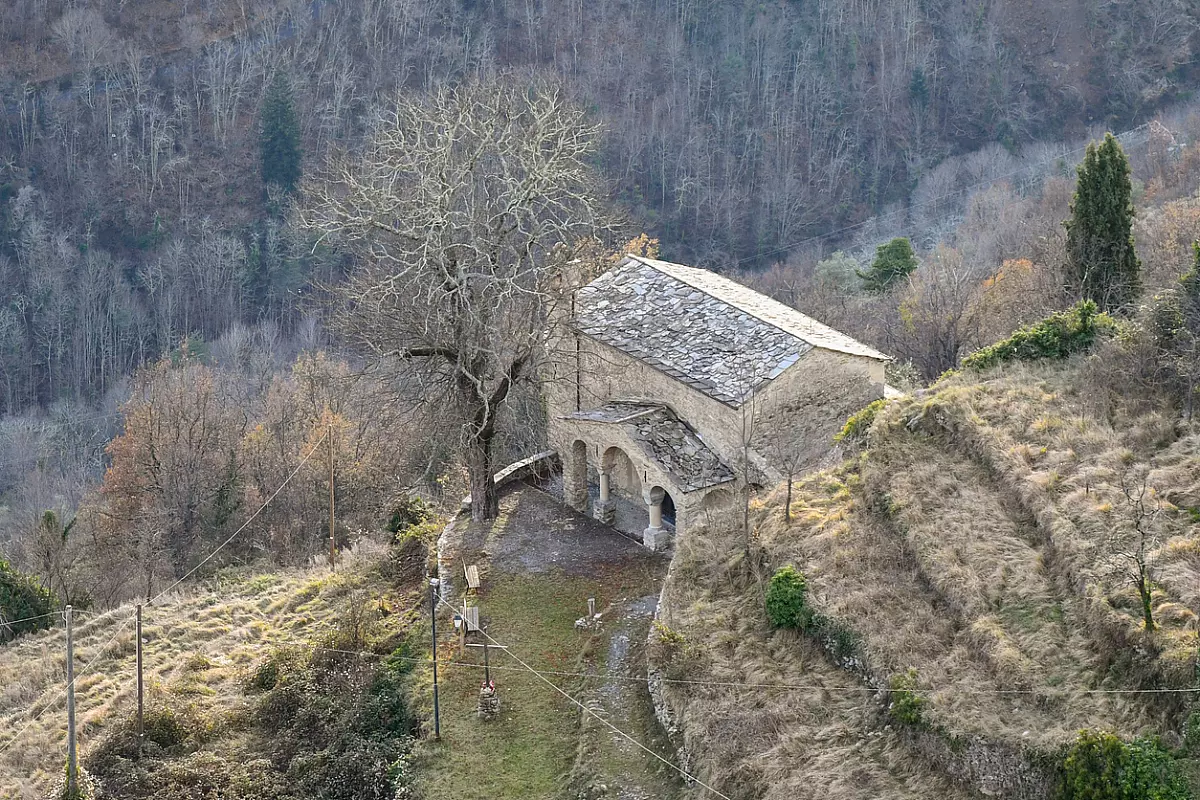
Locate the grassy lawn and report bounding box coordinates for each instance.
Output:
[413,564,660,800]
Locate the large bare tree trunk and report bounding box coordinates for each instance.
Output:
[467,435,500,521]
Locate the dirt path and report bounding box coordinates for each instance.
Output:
[427,485,681,800]
[574,594,683,800]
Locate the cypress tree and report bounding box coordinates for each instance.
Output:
[260,72,302,195]
[1064,133,1140,312]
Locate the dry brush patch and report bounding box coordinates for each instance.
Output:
[0,555,389,800]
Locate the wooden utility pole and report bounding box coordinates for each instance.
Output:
[136,604,144,758]
[328,422,336,571]
[65,605,77,796]
[430,577,441,740]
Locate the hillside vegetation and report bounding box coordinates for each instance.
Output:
[654,357,1200,799]
[0,540,431,800]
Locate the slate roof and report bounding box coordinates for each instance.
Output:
[575,255,888,406]
[567,403,735,492]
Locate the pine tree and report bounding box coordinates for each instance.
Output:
[857,237,918,293]
[260,72,302,195]
[1064,133,1140,312]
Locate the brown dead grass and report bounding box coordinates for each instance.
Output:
[0,546,388,800]
[659,358,1200,796]
[658,525,974,800]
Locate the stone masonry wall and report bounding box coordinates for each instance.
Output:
[749,348,884,475]
[550,335,884,479]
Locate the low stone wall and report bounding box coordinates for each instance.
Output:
[459,450,560,512]
[903,729,1056,800]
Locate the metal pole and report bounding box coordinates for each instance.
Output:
[430,577,441,740]
[136,604,144,758]
[65,605,77,796]
[483,627,490,685]
[328,422,336,571]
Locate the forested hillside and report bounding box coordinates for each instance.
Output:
[0,0,1199,415]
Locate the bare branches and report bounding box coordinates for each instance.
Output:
[299,77,614,519]
[1108,464,1166,632]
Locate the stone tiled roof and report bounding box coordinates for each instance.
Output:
[575,255,888,406]
[567,403,734,492]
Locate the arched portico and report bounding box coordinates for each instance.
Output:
[552,402,737,551]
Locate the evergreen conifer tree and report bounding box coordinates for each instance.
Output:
[260,73,302,195]
[857,237,918,293]
[1064,133,1140,312]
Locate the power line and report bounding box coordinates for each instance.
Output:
[289,641,1200,696]
[147,427,330,605]
[0,610,63,627]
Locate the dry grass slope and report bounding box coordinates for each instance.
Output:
[0,547,392,800]
[656,357,1200,798]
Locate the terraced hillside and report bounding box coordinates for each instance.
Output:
[654,359,1200,799]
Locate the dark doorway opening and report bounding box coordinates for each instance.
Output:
[661,491,676,526]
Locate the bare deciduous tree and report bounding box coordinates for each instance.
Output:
[301,78,613,520]
[1109,466,1165,632]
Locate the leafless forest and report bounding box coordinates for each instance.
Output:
[2,0,1200,602]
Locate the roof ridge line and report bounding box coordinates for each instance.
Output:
[626,255,804,344]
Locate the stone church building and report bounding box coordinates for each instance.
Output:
[546,254,888,550]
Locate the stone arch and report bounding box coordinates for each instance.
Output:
[602,445,642,500]
[701,487,736,512]
[661,489,677,526]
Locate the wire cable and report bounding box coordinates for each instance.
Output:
[0,610,64,628]
[288,641,1200,696]
[147,428,329,605]
[430,594,734,800]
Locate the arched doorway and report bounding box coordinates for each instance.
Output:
[602,446,642,499]
[661,491,676,526]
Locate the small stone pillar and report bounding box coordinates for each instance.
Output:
[643,486,670,551]
[594,469,616,524]
[563,443,589,513]
[477,681,500,719]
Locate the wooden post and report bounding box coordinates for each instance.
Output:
[328,422,336,571]
[430,577,441,740]
[136,604,144,758]
[65,605,77,796]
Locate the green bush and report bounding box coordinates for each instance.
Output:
[765,565,811,629]
[387,496,430,535]
[1183,709,1200,755]
[962,300,1111,371]
[888,669,927,726]
[857,237,918,293]
[0,556,58,641]
[835,399,885,443]
[252,608,417,800]
[1058,730,1191,800]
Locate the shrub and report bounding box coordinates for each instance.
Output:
[888,669,927,726]
[0,555,57,641]
[251,605,416,800]
[836,399,886,444]
[1183,709,1200,755]
[962,300,1112,371]
[387,496,430,535]
[765,565,811,629]
[1058,729,1190,800]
